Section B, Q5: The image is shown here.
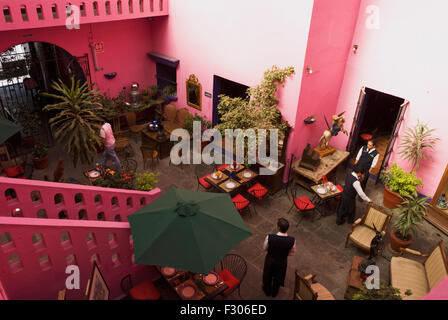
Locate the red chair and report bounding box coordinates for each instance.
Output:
[288,188,316,224]
[335,185,343,200]
[217,164,228,171]
[197,174,212,191]
[214,254,247,299]
[247,182,269,200]
[360,133,373,142]
[121,275,160,300]
[232,193,252,215]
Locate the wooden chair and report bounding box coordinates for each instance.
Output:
[345,203,392,253]
[293,270,335,300]
[161,104,181,134]
[390,241,448,300]
[125,112,145,136]
[214,254,247,299]
[288,187,316,224]
[177,108,191,128]
[120,274,160,300]
[140,145,159,170]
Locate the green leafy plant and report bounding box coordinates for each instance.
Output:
[41,77,104,167]
[135,170,159,191]
[149,85,159,99]
[94,169,135,190]
[380,163,423,197]
[352,283,411,300]
[162,84,177,98]
[32,142,48,159]
[183,113,212,135]
[393,192,430,240]
[399,120,439,172]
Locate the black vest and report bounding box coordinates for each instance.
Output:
[267,234,295,261]
[343,172,359,199]
[358,146,378,170]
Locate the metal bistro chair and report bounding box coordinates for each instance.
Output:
[214,254,247,299]
[120,274,160,300]
[288,187,317,225]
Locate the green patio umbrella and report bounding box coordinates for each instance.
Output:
[0,118,22,145]
[128,188,252,274]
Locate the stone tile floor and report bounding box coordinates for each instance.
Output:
[30,134,448,300]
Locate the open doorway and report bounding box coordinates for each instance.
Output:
[347,87,408,181]
[212,75,249,126]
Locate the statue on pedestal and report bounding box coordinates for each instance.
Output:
[316,112,348,157]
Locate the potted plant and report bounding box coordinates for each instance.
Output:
[352,283,411,300]
[32,142,49,169]
[389,192,430,251]
[94,169,135,190]
[135,170,159,191]
[380,163,423,209]
[162,84,177,102]
[149,85,159,100]
[42,77,104,168]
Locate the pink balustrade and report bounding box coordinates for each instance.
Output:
[0,177,162,222]
[0,0,168,31]
[0,216,158,300]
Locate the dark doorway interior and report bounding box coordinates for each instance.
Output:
[347,87,406,180]
[212,75,249,126]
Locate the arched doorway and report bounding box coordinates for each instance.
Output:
[0,42,90,147]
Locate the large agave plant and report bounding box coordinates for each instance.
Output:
[42,77,104,167]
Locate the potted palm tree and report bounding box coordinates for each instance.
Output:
[389,192,430,251]
[32,142,49,169]
[41,77,104,168]
[380,163,423,209]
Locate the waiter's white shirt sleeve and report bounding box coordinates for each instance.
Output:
[263,233,296,256]
[353,180,371,202]
[371,151,379,169]
[356,148,362,161]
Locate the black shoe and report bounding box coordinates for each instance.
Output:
[347,219,355,224]
[262,287,271,296]
[272,291,279,298]
[336,219,345,225]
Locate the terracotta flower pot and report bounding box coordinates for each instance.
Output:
[33,155,49,170]
[383,185,403,209]
[389,229,414,252]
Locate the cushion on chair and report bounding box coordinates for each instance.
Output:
[129,280,160,300]
[199,174,212,189]
[248,183,268,199]
[349,225,376,251]
[336,185,343,199]
[293,196,315,211]
[218,269,240,294]
[232,194,250,211]
[363,207,388,231]
[360,133,373,141]
[391,257,429,300]
[424,246,448,290]
[4,165,24,178]
[310,283,336,300]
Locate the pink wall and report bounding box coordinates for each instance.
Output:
[0,18,158,96]
[0,0,169,31]
[333,0,448,197]
[0,216,157,300]
[0,177,161,221]
[149,0,315,141]
[290,0,361,160]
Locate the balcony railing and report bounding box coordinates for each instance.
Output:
[0,0,168,31]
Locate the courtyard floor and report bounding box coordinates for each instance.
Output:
[29,133,448,300]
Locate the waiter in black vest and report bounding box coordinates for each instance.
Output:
[354,139,380,192]
[262,218,296,297]
[336,166,373,225]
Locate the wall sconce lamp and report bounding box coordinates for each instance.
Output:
[353,45,358,54]
[306,67,313,74]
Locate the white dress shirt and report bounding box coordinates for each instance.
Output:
[263,232,296,256]
[356,147,379,169]
[352,172,371,202]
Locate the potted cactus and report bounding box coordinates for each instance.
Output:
[32,142,49,169]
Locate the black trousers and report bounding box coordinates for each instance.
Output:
[336,195,356,224]
[360,171,369,191]
[262,255,287,296]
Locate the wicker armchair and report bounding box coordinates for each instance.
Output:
[345,203,392,252]
[293,270,335,300]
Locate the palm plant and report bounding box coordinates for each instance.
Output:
[399,120,439,172]
[42,77,104,167]
[393,192,430,240]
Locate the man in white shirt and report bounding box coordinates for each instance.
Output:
[262,218,296,297]
[354,139,380,192]
[336,166,373,225]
